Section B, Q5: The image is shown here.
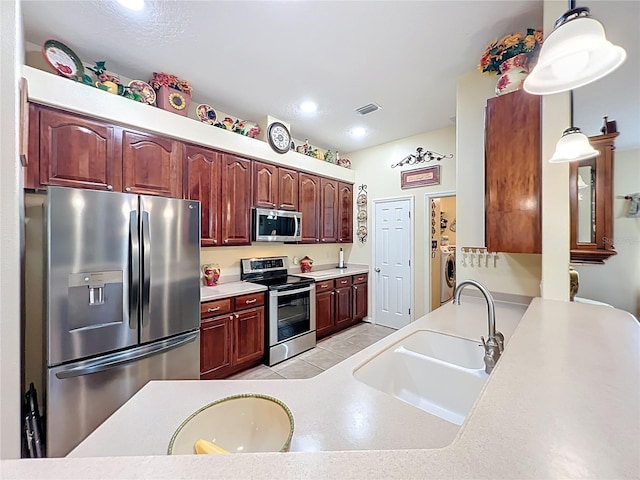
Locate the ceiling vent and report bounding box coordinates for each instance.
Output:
[355,103,382,115]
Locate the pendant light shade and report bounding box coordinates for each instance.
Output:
[524,7,626,95]
[549,127,599,163]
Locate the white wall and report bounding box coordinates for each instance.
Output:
[455,71,542,297]
[347,126,456,320]
[0,0,24,459]
[574,148,640,317]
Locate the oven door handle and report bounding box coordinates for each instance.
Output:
[269,285,314,297]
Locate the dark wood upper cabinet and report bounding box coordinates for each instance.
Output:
[184,145,221,246]
[253,161,278,209]
[338,182,353,243]
[39,107,121,192]
[320,178,339,243]
[24,104,40,189]
[122,130,182,198]
[221,154,252,245]
[278,167,299,211]
[299,173,321,243]
[485,89,541,254]
[569,132,618,264]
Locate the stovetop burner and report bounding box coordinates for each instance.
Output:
[240,256,314,291]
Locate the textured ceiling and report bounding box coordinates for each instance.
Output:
[20,1,638,153]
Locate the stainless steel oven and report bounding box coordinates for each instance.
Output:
[268,283,316,365]
[240,256,316,366]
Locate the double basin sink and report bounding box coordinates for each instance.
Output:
[353,330,488,426]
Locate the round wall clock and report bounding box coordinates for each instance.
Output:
[267,122,291,154]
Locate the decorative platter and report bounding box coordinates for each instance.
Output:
[357,194,367,206]
[42,39,84,79]
[357,210,367,221]
[196,104,217,124]
[357,226,368,239]
[128,80,156,105]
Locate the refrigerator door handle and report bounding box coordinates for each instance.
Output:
[141,210,151,327]
[55,331,198,379]
[129,210,140,329]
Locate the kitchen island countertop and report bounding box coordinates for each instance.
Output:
[3,297,639,479]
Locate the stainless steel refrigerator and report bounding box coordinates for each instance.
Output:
[24,186,201,457]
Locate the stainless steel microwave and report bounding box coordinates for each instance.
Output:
[253,208,302,242]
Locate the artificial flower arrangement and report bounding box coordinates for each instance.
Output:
[148,72,193,97]
[478,28,543,75]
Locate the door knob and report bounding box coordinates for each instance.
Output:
[375,268,381,273]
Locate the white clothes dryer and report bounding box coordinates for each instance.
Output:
[440,246,456,304]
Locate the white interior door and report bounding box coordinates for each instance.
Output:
[373,198,412,329]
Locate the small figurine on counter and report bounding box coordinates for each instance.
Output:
[299,256,314,273]
[303,139,310,155]
[202,263,220,286]
[316,150,325,161]
[290,141,295,151]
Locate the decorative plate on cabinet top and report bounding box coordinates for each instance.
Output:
[128,80,156,105]
[357,194,367,206]
[42,39,84,79]
[196,104,217,124]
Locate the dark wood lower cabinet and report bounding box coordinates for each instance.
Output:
[315,274,367,340]
[200,316,232,376]
[200,293,265,379]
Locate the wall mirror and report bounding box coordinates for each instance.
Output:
[570,0,639,264]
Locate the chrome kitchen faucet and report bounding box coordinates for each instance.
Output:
[453,279,504,374]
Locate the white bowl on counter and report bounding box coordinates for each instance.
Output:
[167,393,294,455]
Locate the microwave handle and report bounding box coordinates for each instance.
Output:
[295,213,301,236]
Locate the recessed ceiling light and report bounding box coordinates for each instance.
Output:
[117,0,144,11]
[350,127,367,137]
[299,101,318,113]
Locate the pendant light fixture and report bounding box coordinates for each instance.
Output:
[548,92,598,163]
[524,6,626,95]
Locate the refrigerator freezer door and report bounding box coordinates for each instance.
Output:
[47,330,199,458]
[139,196,201,344]
[47,187,139,366]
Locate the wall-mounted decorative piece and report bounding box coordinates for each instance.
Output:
[478,28,543,96]
[356,184,368,243]
[401,165,440,189]
[391,147,453,168]
[148,72,193,117]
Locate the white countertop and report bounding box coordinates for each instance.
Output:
[4,298,639,479]
[201,282,267,302]
[292,264,369,281]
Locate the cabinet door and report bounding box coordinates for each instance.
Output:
[253,161,278,209]
[334,286,352,328]
[299,173,320,243]
[320,178,339,243]
[352,281,368,321]
[39,107,121,191]
[338,182,353,243]
[184,145,221,246]
[122,130,182,198]
[200,315,232,378]
[278,167,299,211]
[24,103,41,189]
[485,90,541,254]
[316,290,335,339]
[221,154,252,245]
[233,307,264,366]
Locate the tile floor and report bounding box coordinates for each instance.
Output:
[229,322,396,380]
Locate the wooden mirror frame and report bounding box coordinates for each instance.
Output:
[569,131,618,264]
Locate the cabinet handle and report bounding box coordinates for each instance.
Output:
[235,314,239,319]
[245,298,257,304]
[353,286,358,290]
[125,187,131,192]
[106,184,113,191]
[331,291,335,296]
[207,306,220,313]
[340,280,348,284]
[230,315,234,321]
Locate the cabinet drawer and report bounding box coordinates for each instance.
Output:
[352,273,368,285]
[201,298,232,319]
[335,276,352,287]
[315,279,334,293]
[235,292,265,310]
